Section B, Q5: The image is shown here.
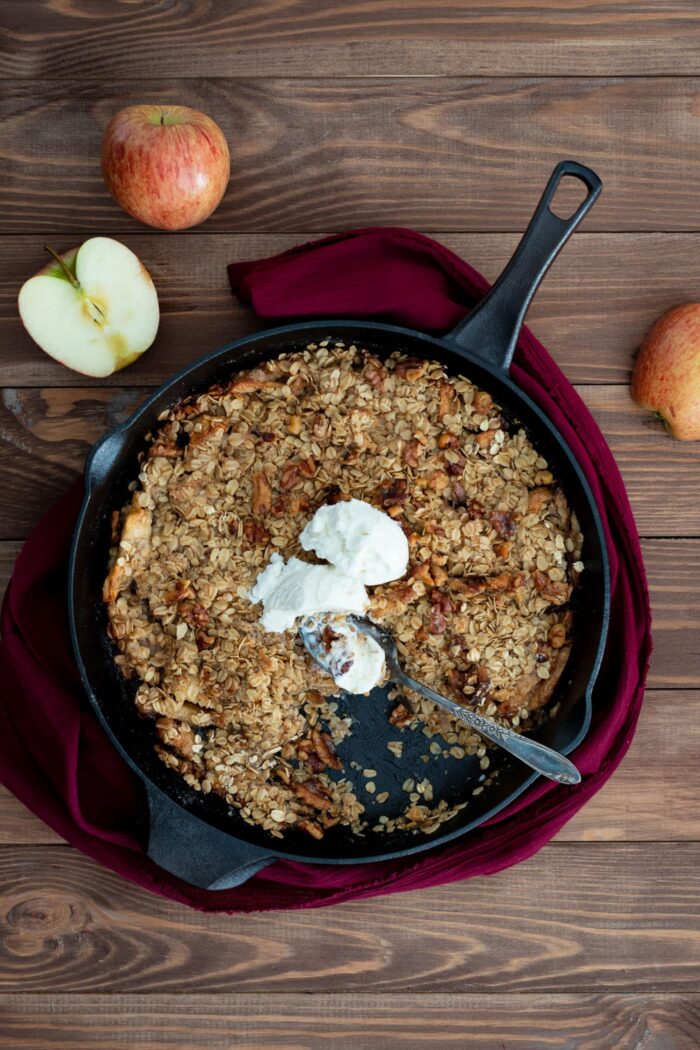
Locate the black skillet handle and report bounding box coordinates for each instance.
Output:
[446,160,602,373]
[145,781,274,889]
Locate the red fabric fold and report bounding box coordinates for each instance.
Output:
[0,227,651,912]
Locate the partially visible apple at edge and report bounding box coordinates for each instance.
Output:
[18,237,160,377]
[631,302,700,441]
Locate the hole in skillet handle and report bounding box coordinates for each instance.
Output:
[445,160,602,374]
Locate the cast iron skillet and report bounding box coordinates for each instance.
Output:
[69,160,610,889]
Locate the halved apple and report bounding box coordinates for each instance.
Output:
[18,237,160,377]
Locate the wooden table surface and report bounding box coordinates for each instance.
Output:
[2,3,700,1048]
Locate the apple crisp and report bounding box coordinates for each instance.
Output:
[104,340,583,840]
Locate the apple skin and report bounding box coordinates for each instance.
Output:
[631,303,700,440]
[101,104,230,231]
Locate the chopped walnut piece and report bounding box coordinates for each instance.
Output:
[437,432,459,449]
[289,374,308,397]
[428,592,452,634]
[494,541,512,559]
[429,608,447,634]
[148,441,180,459]
[395,357,427,381]
[179,601,210,628]
[195,631,216,651]
[473,391,493,414]
[403,438,422,468]
[489,509,520,540]
[229,371,280,394]
[472,666,492,706]
[425,470,450,492]
[189,417,228,449]
[451,480,467,506]
[390,702,412,727]
[369,580,417,619]
[528,486,552,514]
[467,499,485,520]
[532,570,573,605]
[252,472,272,514]
[431,564,448,587]
[548,622,568,649]
[298,455,317,478]
[164,579,195,604]
[279,462,301,491]
[364,362,386,391]
[288,495,311,516]
[411,561,435,586]
[438,380,457,420]
[449,573,515,595]
[242,519,271,545]
[311,729,342,771]
[445,451,466,476]
[378,478,408,508]
[474,431,493,450]
[294,778,331,811]
[298,819,324,840]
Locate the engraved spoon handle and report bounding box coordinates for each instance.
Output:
[396,671,581,785]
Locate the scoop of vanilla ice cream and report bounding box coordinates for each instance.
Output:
[299,498,409,585]
[248,553,369,633]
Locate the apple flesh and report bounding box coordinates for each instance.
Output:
[101,104,230,230]
[18,237,159,377]
[631,303,700,440]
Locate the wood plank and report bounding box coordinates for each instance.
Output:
[0,843,698,993]
[642,540,700,688]
[0,541,20,604]
[0,384,697,538]
[583,385,700,537]
[4,79,700,234]
[0,790,62,847]
[0,992,698,1050]
[0,686,696,848]
[556,689,700,841]
[4,232,699,388]
[2,1,700,78]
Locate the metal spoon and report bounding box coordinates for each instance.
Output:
[299,614,581,786]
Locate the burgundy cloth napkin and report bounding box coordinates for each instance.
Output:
[0,227,651,912]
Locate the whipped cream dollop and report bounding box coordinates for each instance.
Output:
[300,498,409,585]
[249,554,368,633]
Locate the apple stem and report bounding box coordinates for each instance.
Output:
[44,245,80,289]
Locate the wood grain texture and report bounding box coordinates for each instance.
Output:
[5,232,700,388]
[2,1,700,78]
[0,686,696,847]
[0,384,697,538]
[0,790,62,847]
[4,78,700,233]
[1,843,699,993]
[0,992,698,1049]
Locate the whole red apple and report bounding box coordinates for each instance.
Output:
[101,104,230,230]
[631,303,700,440]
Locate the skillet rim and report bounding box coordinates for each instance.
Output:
[68,318,611,866]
